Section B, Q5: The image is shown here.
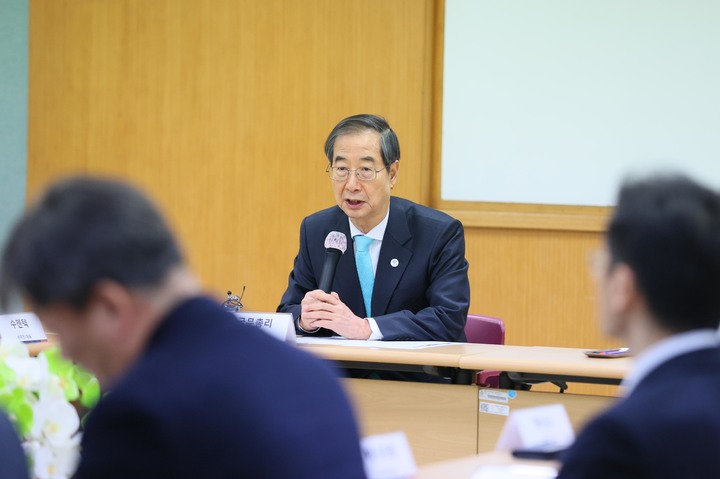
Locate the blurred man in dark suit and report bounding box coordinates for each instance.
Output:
[558,175,720,478]
[0,177,366,479]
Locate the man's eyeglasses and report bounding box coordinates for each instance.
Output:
[326,165,389,182]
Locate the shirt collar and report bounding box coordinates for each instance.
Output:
[348,208,390,241]
[621,329,719,396]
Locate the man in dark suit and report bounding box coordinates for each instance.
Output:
[558,175,720,478]
[0,411,28,479]
[0,178,366,479]
[278,114,470,343]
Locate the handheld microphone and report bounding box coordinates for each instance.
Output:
[318,231,347,293]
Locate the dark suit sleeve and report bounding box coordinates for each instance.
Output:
[277,218,332,335]
[0,412,29,479]
[557,413,641,479]
[376,218,470,341]
[276,217,307,324]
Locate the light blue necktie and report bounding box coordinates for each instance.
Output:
[354,235,374,317]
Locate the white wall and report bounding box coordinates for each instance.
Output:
[442,0,720,206]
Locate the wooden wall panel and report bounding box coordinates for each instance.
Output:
[28,0,617,358]
[28,0,434,311]
[465,227,617,350]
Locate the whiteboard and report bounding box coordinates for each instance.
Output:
[441,0,720,206]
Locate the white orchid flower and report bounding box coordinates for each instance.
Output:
[30,398,80,446]
[0,339,30,360]
[25,437,80,479]
[39,375,70,402]
[5,354,50,392]
[2,343,91,479]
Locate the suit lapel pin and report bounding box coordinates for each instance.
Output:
[390,258,399,268]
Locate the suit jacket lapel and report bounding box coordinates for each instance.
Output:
[372,198,412,316]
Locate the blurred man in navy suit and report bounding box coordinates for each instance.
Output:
[558,175,720,478]
[0,177,366,479]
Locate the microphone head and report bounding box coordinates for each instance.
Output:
[324,231,347,254]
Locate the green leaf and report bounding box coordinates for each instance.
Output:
[0,365,16,388]
[73,369,94,390]
[0,392,13,409]
[6,398,33,437]
[61,377,80,402]
[13,404,33,437]
[10,387,26,402]
[80,377,101,409]
[43,347,73,376]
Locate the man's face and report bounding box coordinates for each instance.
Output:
[330,130,399,233]
[36,299,119,388]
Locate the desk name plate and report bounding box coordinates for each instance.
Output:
[0,312,48,344]
[233,311,296,344]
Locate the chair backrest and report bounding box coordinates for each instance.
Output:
[464,314,505,345]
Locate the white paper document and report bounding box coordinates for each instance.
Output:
[361,431,417,479]
[296,336,453,350]
[495,403,575,452]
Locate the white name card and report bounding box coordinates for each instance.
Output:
[471,465,557,479]
[233,311,296,344]
[361,431,417,479]
[0,312,48,344]
[496,403,575,452]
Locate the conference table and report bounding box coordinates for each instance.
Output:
[28,334,628,466]
[296,339,631,465]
